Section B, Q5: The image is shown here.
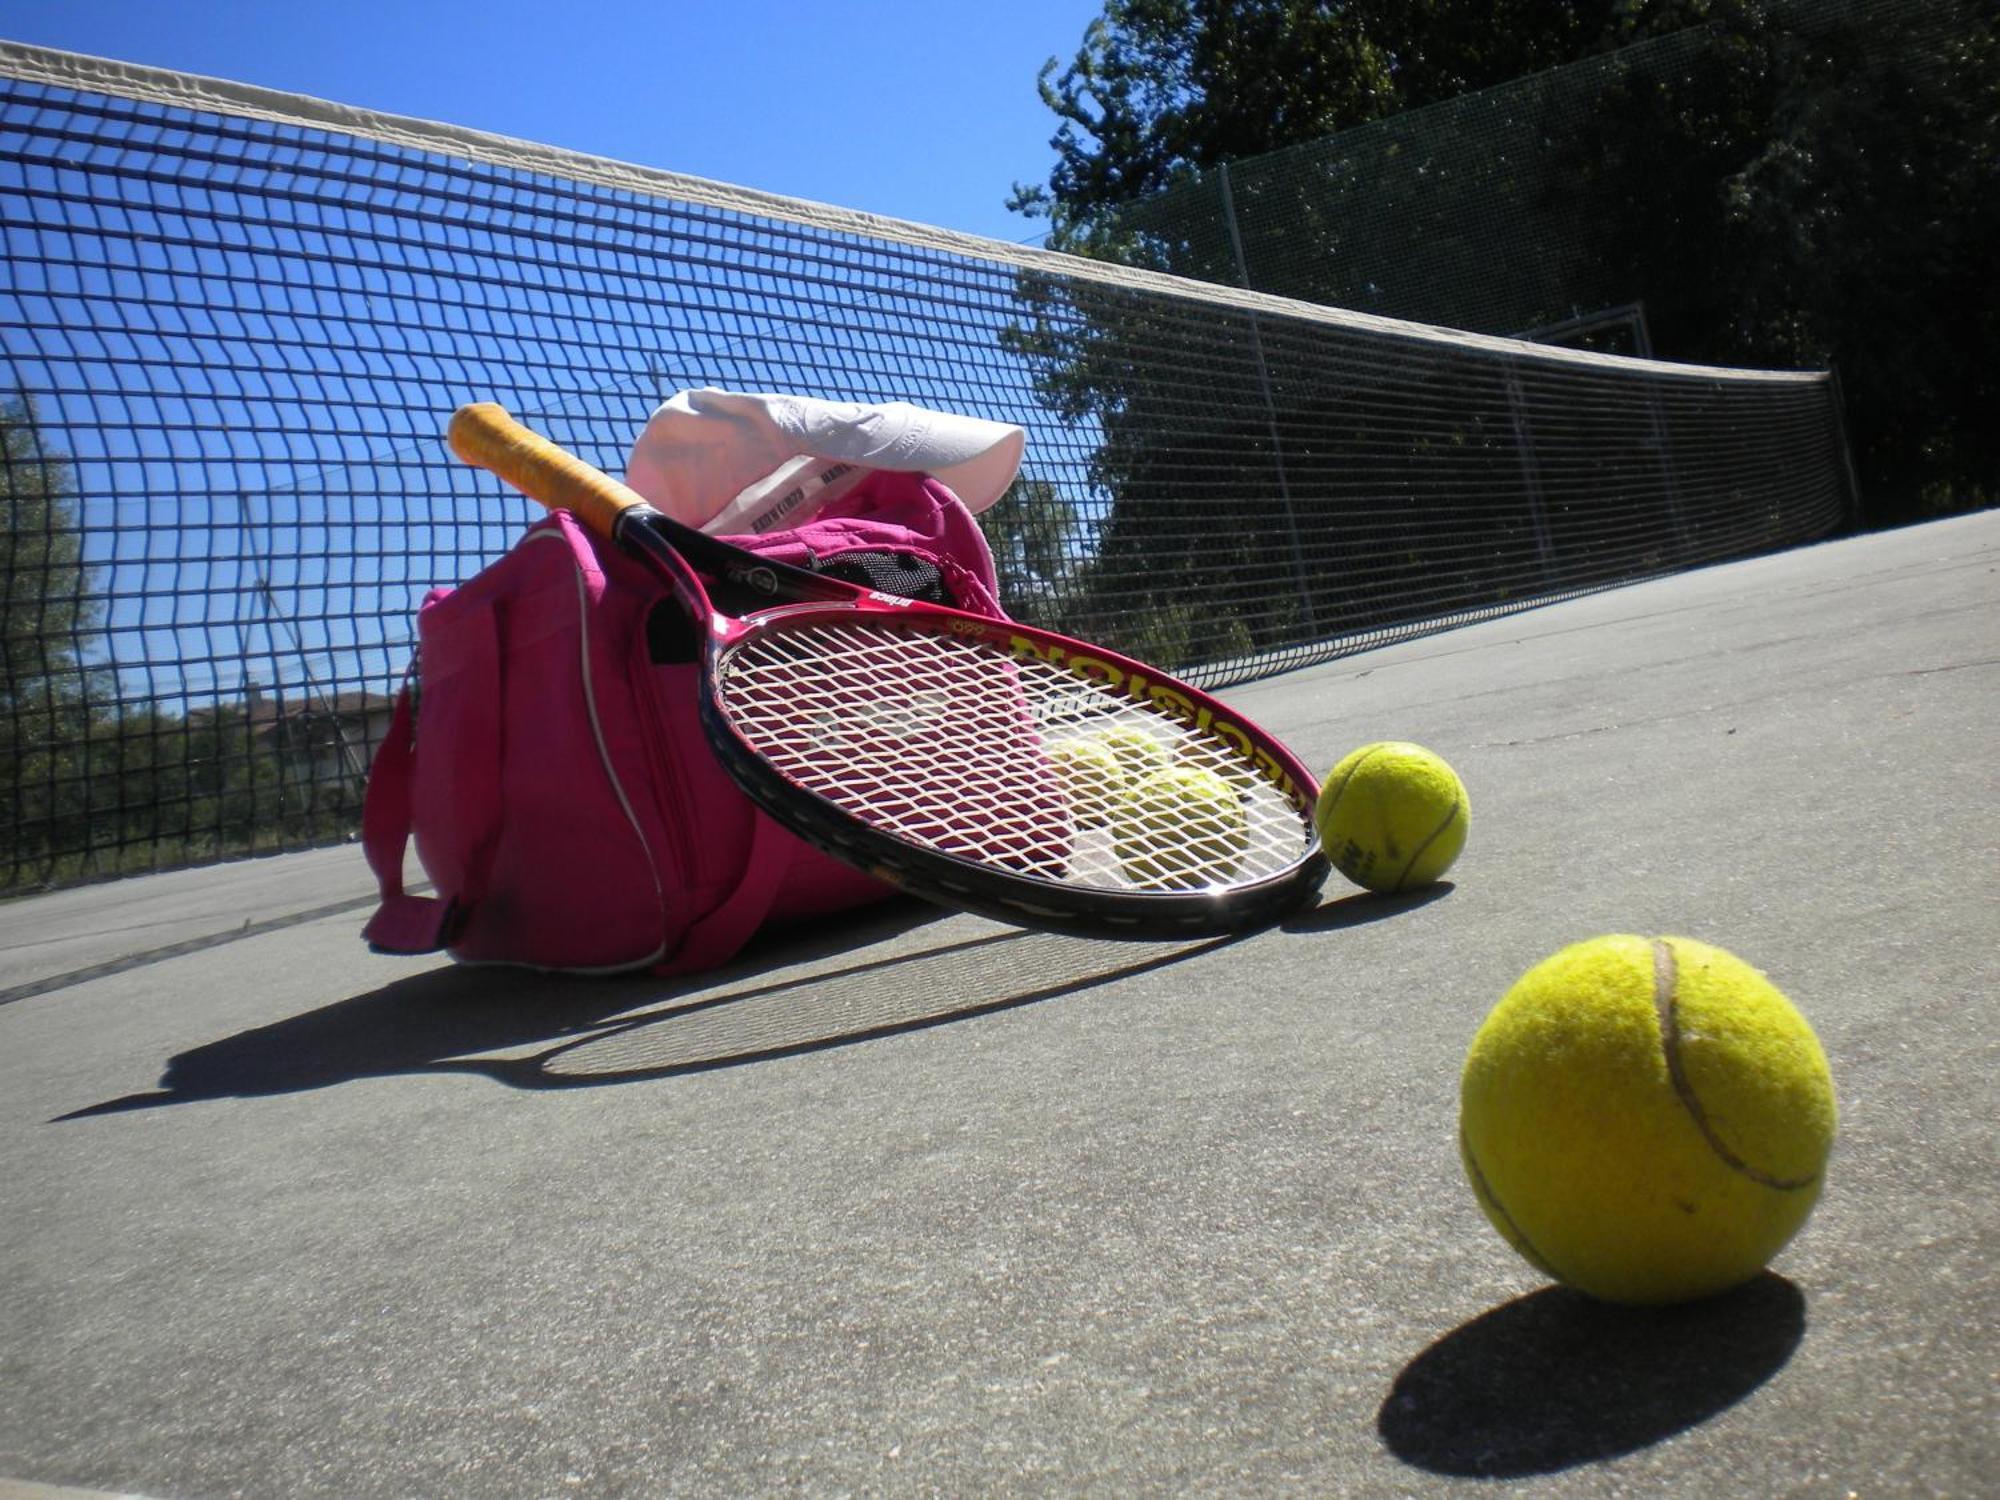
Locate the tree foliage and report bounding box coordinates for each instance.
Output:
[1573,0,1999,519]
[3,399,361,889]
[2,396,107,879]
[2,397,100,715]
[983,475,1084,629]
[1010,0,1671,253]
[1010,0,1996,556]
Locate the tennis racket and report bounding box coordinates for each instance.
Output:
[448,403,1329,937]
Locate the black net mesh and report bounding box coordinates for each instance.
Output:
[1,46,1850,891]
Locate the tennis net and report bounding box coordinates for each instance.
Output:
[0,43,1852,889]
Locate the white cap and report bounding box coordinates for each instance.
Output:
[624,388,1027,535]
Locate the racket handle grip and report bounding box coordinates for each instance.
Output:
[448,403,648,541]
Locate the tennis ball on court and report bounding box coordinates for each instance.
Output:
[1460,935,1837,1306]
[1092,723,1171,784]
[1115,764,1248,890]
[1315,741,1467,892]
[1047,734,1127,825]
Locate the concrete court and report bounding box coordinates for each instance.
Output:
[1,510,1994,1499]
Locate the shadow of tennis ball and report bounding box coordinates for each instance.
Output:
[1376,1274,1805,1478]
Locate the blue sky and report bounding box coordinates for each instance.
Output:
[5,0,1134,707]
[2,0,1107,244]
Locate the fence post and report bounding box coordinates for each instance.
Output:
[1503,362,1557,583]
[1219,161,1316,631]
[1826,365,1866,532]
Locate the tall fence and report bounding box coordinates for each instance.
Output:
[1100,26,1730,346]
[1100,0,1968,351]
[1,43,1852,891]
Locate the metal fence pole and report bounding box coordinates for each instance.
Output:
[1219,161,1316,629]
[1503,362,1558,582]
[1826,364,1866,532]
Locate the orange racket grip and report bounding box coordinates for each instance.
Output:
[447,403,649,542]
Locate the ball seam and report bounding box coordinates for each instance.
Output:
[1458,1123,1565,1284]
[1318,742,1387,825]
[1393,794,1463,891]
[1652,938,1821,1193]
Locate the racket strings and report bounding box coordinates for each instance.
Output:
[716,620,1312,892]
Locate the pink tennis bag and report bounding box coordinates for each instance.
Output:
[361,472,1008,973]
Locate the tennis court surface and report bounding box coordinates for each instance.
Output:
[3,511,1994,1496]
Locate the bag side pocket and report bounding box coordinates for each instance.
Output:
[408,592,504,917]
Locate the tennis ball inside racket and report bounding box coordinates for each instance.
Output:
[1047,734,1127,825]
[1092,723,1171,783]
[1114,764,1248,890]
[1460,935,1837,1306]
[1315,741,1467,892]
[1173,738,1258,790]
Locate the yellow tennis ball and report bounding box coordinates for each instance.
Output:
[1114,764,1247,890]
[1315,741,1467,892]
[1047,734,1127,826]
[1091,723,1171,784]
[1172,737,1257,791]
[1460,935,1837,1305]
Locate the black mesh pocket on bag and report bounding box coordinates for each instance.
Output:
[808,549,954,605]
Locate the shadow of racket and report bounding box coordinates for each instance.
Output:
[477,926,1236,1086]
[54,903,1239,1116]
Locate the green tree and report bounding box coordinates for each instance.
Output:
[1572,0,1999,520]
[2,397,94,707]
[2,397,111,884]
[3,400,360,890]
[1001,3,1709,669]
[982,475,1085,629]
[1010,0,1659,254]
[1010,0,1995,639]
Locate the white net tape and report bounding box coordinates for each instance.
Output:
[717,620,1314,892]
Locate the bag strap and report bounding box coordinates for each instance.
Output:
[359,683,456,954]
